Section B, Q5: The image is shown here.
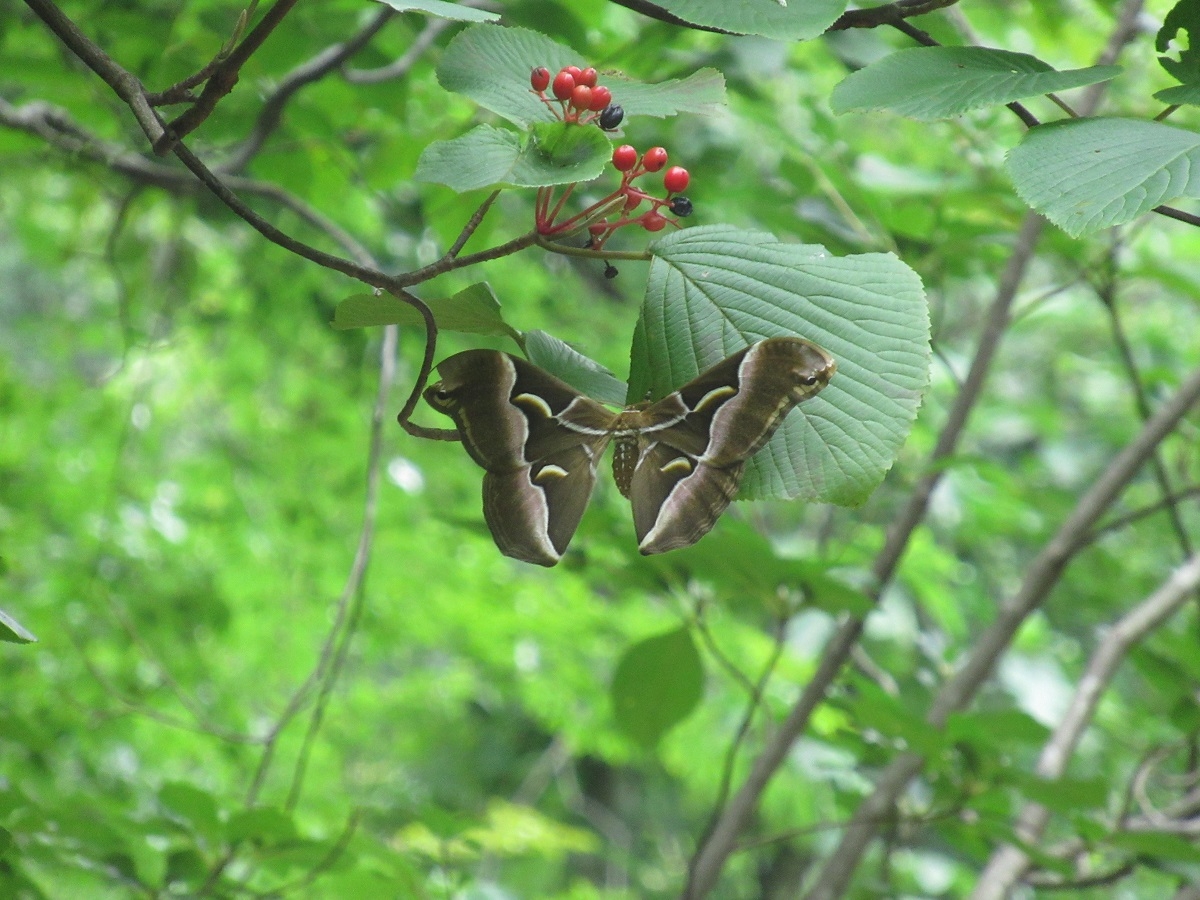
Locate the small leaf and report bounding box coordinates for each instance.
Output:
[1108,829,1200,862]
[1153,83,1200,105]
[437,25,726,128]
[611,627,704,748]
[1156,3,1200,83]
[371,0,498,22]
[832,47,1120,120]
[0,608,36,644]
[159,783,220,837]
[650,0,843,39]
[1008,772,1107,813]
[598,69,726,119]
[414,123,609,191]
[525,330,627,406]
[332,284,521,344]
[1007,117,1200,237]
[635,224,929,506]
[226,806,297,845]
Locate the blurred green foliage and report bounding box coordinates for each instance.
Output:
[2,1,1200,898]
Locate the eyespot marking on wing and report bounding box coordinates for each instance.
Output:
[533,464,569,482]
[660,457,693,476]
[694,385,737,412]
[513,392,554,418]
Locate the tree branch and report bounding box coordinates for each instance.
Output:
[682,210,1047,900]
[971,555,1200,898]
[224,7,395,173]
[804,365,1200,900]
[156,0,302,153]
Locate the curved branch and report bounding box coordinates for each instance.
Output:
[971,555,1200,898]
[805,364,1200,900]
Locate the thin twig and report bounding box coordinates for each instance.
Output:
[283,326,397,810]
[156,0,303,153]
[225,7,395,173]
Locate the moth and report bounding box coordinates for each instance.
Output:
[425,336,836,567]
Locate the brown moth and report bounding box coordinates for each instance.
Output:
[425,336,836,566]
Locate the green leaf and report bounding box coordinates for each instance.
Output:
[946,710,1050,748]
[371,0,498,22]
[226,806,297,845]
[831,47,1120,120]
[650,0,844,39]
[414,122,610,190]
[437,25,726,127]
[1007,117,1200,237]
[332,283,521,344]
[1008,772,1107,813]
[634,224,929,506]
[158,782,220,844]
[595,69,726,120]
[637,519,872,615]
[844,678,945,755]
[1108,829,1200,862]
[524,330,627,406]
[0,607,36,643]
[611,626,704,748]
[1153,82,1200,105]
[1156,2,1200,83]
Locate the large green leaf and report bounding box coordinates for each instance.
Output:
[1007,117,1200,236]
[611,626,704,748]
[437,24,726,127]
[831,47,1120,120]
[651,0,843,39]
[633,225,929,506]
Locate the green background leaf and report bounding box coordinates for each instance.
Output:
[611,627,704,748]
[832,47,1120,120]
[0,607,36,644]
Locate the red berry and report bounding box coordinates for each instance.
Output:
[642,211,667,232]
[551,70,576,100]
[612,144,638,171]
[642,146,668,172]
[578,67,598,87]
[570,84,593,110]
[587,85,612,111]
[564,65,583,82]
[530,66,550,92]
[589,222,607,237]
[663,166,690,193]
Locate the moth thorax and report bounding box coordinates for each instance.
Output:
[611,433,638,498]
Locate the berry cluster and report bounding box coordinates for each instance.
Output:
[530,64,624,130]
[535,145,693,250]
